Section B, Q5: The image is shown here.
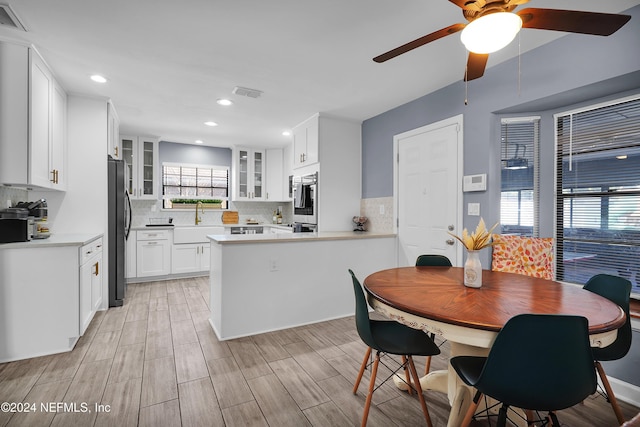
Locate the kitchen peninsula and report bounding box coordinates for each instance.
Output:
[207,231,396,340]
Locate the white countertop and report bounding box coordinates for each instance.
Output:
[0,233,103,249]
[208,231,396,244]
[131,223,286,230]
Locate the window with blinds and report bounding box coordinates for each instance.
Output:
[555,95,640,298]
[500,117,540,236]
[162,163,229,208]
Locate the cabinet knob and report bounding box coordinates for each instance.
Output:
[114,146,119,157]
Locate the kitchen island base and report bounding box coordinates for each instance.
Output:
[208,233,396,340]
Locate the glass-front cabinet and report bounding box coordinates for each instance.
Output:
[120,135,158,199]
[233,147,265,200]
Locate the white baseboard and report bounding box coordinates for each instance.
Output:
[604,375,640,408]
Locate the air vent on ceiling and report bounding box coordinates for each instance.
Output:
[0,4,27,31]
[232,86,263,99]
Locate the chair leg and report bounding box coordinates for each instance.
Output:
[460,390,482,427]
[549,411,560,426]
[354,347,372,394]
[497,404,508,427]
[525,409,535,424]
[361,352,380,427]
[424,355,432,375]
[401,355,413,395]
[407,355,433,427]
[596,361,626,425]
[424,333,435,375]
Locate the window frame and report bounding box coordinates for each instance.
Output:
[499,116,541,237]
[554,94,640,299]
[161,161,229,209]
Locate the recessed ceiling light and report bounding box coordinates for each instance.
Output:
[616,155,628,160]
[195,140,204,144]
[90,74,107,83]
[282,131,291,137]
[204,121,218,127]
[216,99,233,106]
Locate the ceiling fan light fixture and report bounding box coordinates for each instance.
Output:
[461,12,522,54]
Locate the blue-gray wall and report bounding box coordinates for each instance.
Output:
[362,4,640,242]
[159,141,232,167]
[362,6,640,389]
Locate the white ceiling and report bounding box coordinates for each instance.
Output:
[1,0,638,149]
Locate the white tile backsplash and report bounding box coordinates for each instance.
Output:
[0,187,29,209]
[130,199,293,227]
[361,197,394,233]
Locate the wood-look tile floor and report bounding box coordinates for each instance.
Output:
[1,276,638,427]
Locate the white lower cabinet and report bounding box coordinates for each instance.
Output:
[79,238,103,335]
[171,226,221,274]
[171,243,209,274]
[136,229,171,277]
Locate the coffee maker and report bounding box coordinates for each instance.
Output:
[14,199,50,239]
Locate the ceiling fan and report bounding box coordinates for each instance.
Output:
[373,0,631,81]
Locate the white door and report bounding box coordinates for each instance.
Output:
[395,115,463,267]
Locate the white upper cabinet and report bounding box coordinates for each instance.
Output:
[292,114,319,169]
[107,101,120,159]
[0,42,67,190]
[233,147,265,201]
[121,135,158,199]
[265,148,286,201]
[50,79,67,190]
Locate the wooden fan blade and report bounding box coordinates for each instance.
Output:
[373,23,466,63]
[464,52,489,81]
[517,8,631,36]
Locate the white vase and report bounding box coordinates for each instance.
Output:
[464,250,482,288]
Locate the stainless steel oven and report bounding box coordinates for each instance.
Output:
[292,172,318,226]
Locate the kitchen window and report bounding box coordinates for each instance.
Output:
[162,162,229,209]
[499,117,540,236]
[555,95,640,298]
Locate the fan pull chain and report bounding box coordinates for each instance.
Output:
[518,32,521,97]
[464,49,469,105]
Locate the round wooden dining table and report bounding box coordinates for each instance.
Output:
[363,266,626,427]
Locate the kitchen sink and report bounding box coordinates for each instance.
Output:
[173,226,225,244]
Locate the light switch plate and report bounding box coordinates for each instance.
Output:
[468,203,480,216]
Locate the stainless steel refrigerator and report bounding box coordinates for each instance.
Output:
[108,155,131,307]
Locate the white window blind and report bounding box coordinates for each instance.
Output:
[162,163,229,208]
[555,95,640,298]
[500,117,540,236]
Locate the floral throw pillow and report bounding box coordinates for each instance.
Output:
[491,234,554,280]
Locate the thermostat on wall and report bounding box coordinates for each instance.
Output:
[463,174,487,192]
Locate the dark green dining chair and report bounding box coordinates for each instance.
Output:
[415,254,452,374]
[450,313,597,427]
[348,269,440,427]
[415,254,453,267]
[583,273,632,425]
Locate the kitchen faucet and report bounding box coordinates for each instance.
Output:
[195,201,204,225]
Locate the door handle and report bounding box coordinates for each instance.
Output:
[446,239,455,246]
